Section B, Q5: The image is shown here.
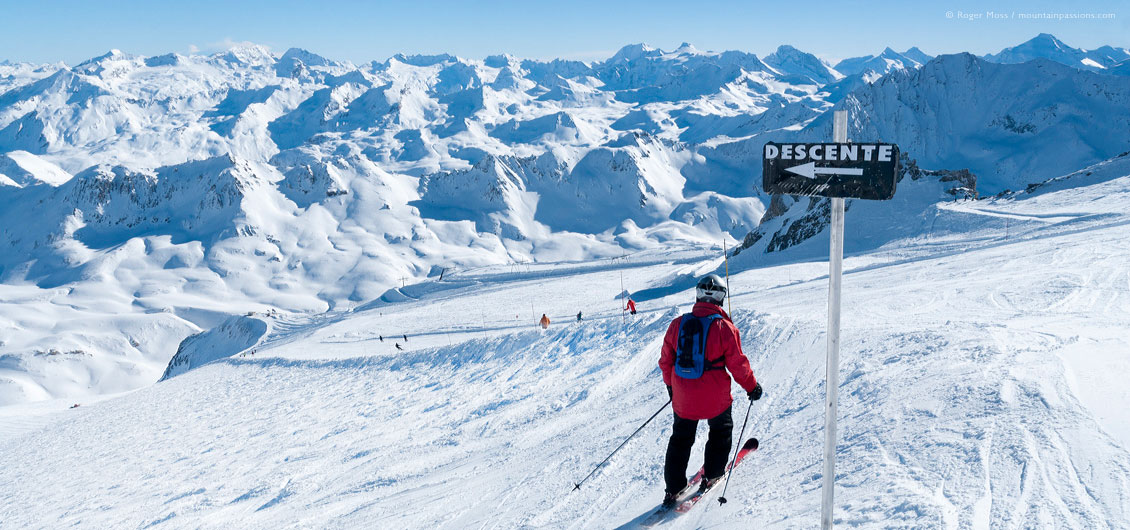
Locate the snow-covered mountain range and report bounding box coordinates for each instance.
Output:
[4,31,1130,529]
[1,34,1129,407]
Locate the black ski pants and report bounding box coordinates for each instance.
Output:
[664,405,733,494]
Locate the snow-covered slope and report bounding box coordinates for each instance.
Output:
[159,314,270,380]
[2,156,1130,528]
[0,150,71,187]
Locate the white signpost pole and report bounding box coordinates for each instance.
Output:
[821,110,848,530]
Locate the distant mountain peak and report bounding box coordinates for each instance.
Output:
[834,47,921,76]
[1025,33,1070,52]
[901,47,933,64]
[484,53,519,68]
[764,44,842,84]
[607,43,659,63]
[984,33,1129,72]
[388,52,458,67]
[214,43,275,67]
[769,44,809,58]
[77,49,131,66]
[72,49,139,75]
[279,48,335,67]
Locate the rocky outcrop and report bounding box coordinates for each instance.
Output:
[733,154,979,256]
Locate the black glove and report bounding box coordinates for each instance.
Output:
[748,383,762,401]
[666,385,673,399]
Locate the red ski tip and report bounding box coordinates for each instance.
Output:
[742,438,759,451]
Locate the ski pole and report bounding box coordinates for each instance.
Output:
[718,398,754,505]
[573,398,671,491]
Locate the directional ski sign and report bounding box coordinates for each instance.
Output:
[762,142,900,200]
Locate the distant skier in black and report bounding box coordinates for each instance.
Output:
[403,334,408,342]
[395,342,403,351]
[577,311,583,322]
[379,335,384,342]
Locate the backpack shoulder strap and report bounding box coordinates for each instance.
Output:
[700,314,727,370]
[674,313,701,369]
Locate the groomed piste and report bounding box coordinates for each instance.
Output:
[2,154,1130,527]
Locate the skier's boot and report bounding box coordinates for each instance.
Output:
[699,476,721,493]
[662,491,679,509]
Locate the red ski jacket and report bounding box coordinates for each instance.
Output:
[659,302,758,420]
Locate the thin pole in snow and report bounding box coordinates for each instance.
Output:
[619,255,626,330]
[821,110,848,530]
[724,238,732,316]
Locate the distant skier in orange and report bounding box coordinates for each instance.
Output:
[540,313,551,329]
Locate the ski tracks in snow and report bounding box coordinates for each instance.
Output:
[5,185,1130,527]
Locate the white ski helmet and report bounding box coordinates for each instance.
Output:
[696,274,727,304]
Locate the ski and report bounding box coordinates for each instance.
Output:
[639,466,705,527]
[640,437,758,526]
[674,437,758,514]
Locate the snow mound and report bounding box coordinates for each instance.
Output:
[0,151,72,186]
[160,314,269,380]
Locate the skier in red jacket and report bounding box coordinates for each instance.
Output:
[658,274,762,507]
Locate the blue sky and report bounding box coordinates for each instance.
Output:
[1,0,1128,65]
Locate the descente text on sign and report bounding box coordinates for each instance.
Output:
[763,143,894,163]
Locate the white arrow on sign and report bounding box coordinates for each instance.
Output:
[785,162,864,180]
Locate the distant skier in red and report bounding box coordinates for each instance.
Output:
[625,298,637,315]
[658,274,761,508]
